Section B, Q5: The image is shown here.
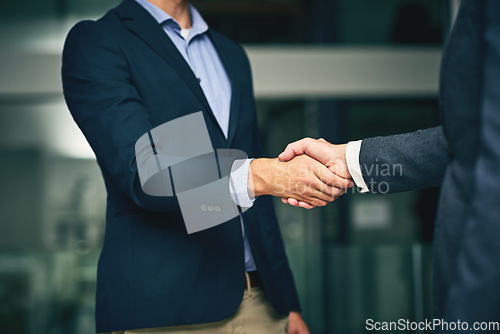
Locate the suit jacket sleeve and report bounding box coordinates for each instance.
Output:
[358,126,450,193]
[62,21,178,212]
[445,0,500,323]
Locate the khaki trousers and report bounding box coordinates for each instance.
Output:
[109,279,288,334]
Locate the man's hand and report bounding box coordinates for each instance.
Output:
[278,138,352,209]
[287,311,310,334]
[249,155,352,207]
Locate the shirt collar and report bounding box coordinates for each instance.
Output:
[135,0,209,38]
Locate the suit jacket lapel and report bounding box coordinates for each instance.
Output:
[208,31,242,147]
[116,0,214,118]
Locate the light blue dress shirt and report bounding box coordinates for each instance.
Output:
[135,0,256,272]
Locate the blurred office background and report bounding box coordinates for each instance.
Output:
[0,0,460,333]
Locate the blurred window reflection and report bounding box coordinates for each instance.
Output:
[0,0,449,332]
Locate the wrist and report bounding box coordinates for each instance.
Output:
[331,143,351,179]
[338,143,348,167]
[249,158,277,197]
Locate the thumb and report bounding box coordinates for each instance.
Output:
[278,138,315,162]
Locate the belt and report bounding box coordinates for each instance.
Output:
[245,271,261,289]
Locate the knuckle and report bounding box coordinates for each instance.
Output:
[342,179,352,188]
[314,199,326,207]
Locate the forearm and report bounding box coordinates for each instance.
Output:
[358,126,449,193]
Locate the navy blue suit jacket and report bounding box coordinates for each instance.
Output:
[61,0,300,332]
[359,0,500,327]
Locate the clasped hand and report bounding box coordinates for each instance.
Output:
[249,138,353,209]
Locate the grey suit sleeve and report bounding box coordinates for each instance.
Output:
[358,126,449,193]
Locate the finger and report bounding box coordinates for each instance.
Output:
[328,159,352,180]
[336,187,347,197]
[281,198,300,208]
[330,174,354,189]
[294,192,329,207]
[313,181,342,200]
[331,187,347,201]
[295,170,338,202]
[298,201,315,209]
[307,198,328,206]
[314,163,354,189]
[285,198,302,207]
[290,193,327,207]
[291,162,342,202]
[311,174,351,200]
[287,197,315,209]
[301,185,336,204]
[278,138,316,162]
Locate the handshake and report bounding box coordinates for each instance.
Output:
[249,138,354,209]
[135,113,354,232]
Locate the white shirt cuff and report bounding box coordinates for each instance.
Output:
[346,140,370,193]
[229,158,256,208]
